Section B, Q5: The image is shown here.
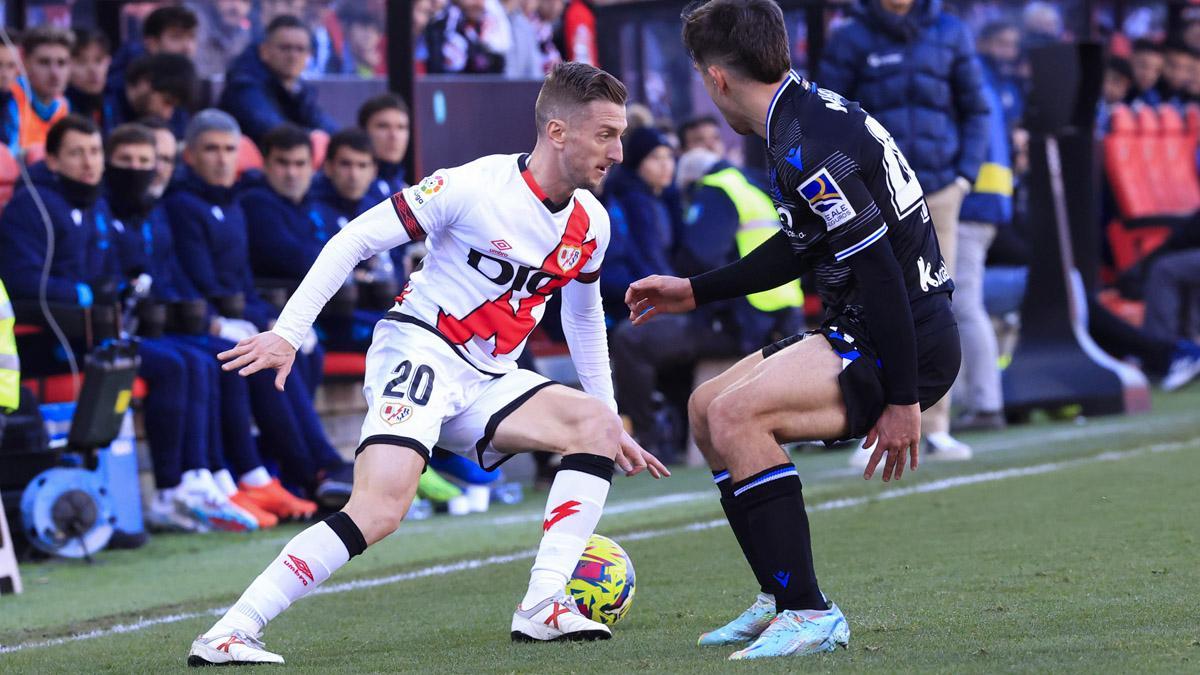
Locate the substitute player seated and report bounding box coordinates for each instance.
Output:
[187,62,668,667]
[625,0,960,660]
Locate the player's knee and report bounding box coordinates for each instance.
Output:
[687,388,713,439]
[560,399,622,458]
[343,489,409,545]
[706,391,758,450]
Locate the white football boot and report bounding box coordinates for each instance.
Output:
[511,591,612,642]
[187,631,284,666]
[698,592,776,645]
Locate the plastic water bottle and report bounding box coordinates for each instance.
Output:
[406,498,433,521]
[492,482,524,506]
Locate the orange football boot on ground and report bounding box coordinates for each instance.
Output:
[238,478,319,520]
[229,491,280,529]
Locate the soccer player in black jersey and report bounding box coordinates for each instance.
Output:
[625,0,960,660]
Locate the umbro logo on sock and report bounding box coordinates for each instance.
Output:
[773,570,791,588]
[284,554,315,585]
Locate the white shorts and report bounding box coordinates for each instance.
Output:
[358,317,555,470]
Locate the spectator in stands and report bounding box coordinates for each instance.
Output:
[0,115,111,310]
[1103,57,1134,106]
[106,5,198,97]
[1129,39,1164,104]
[611,146,804,460]
[424,0,507,74]
[106,122,306,532]
[11,27,73,150]
[678,115,727,156]
[600,127,678,322]
[975,20,1025,128]
[311,129,398,311]
[258,0,310,33]
[65,29,111,127]
[219,15,337,145]
[953,33,1013,433]
[104,53,197,139]
[821,0,990,460]
[359,93,411,199]
[241,124,322,279]
[327,7,384,77]
[1021,1,1064,47]
[529,0,566,75]
[144,116,180,197]
[190,0,254,79]
[1157,41,1197,107]
[502,0,542,79]
[165,109,355,508]
[562,0,599,66]
[0,38,19,151]
[1142,248,1200,390]
[413,0,437,74]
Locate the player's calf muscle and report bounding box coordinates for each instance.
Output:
[342,445,423,545]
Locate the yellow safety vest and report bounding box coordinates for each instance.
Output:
[696,168,804,313]
[0,279,19,412]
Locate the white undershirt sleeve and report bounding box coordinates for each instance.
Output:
[271,198,413,348]
[559,279,617,412]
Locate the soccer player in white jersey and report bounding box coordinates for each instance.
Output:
[187,62,670,666]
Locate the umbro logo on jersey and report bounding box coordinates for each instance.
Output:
[284,554,315,585]
[491,239,512,251]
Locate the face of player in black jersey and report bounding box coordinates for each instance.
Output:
[696,65,754,136]
[559,100,626,192]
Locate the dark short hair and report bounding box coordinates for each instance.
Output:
[1132,38,1163,55]
[127,53,197,108]
[22,25,74,55]
[978,20,1019,43]
[682,0,791,83]
[107,123,158,159]
[1106,56,1133,81]
[534,61,628,132]
[326,128,375,164]
[71,28,111,57]
[357,93,410,129]
[339,6,380,30]
[1163,39,1198,58]
[46,114,100,157]
[261,123,313,159]
[265,14,310,40]
[679,115,720,139]
[143,5,198,38]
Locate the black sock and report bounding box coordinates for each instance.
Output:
[732,464,827,611]
[713,470,773,594]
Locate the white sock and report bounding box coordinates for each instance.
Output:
[213,469,239,497]
[239,466,272,488]
[521,467,610,608]
[204,521,351,638]
[181,468,210,492]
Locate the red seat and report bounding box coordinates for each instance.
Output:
[310,129,330,167]
[323,351,366,378]
[22,374,148,404]
[1157,106,1200,213]
[236,135,264,178]
[1105,105,1159,219]
[22,143,45,166]
[1107,219,1172,272]
[0,144,20,208]
[1134,106,1180,215]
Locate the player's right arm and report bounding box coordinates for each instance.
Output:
[624,229,803,325]
[219,170,466,388]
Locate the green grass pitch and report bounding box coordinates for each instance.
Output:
[1,388,1198,672]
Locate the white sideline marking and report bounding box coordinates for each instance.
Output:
[1,437,1194,656]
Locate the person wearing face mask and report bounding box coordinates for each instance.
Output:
[108,123,317,531]
[165,109,355,509]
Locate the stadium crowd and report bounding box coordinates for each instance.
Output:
[1,0,1199,540]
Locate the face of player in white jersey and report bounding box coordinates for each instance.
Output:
[549,99,626,193]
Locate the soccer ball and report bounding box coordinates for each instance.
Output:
[566,534,636,625]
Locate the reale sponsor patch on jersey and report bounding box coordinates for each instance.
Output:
[406,172,447,210]
[799,168,856,230]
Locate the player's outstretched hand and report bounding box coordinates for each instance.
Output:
[218,331,297,392]
[625,275,696,326]
[615,431,671,479]
[861,403,920,482]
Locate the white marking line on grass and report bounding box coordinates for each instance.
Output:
[2,436,1194,656]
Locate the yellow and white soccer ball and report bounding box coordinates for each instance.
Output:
[566,534,636,625]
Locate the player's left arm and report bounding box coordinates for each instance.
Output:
[821,170,921,482]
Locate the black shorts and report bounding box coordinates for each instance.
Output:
[761,293,960,442]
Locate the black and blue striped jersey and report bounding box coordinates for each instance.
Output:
[765,71,954,313]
